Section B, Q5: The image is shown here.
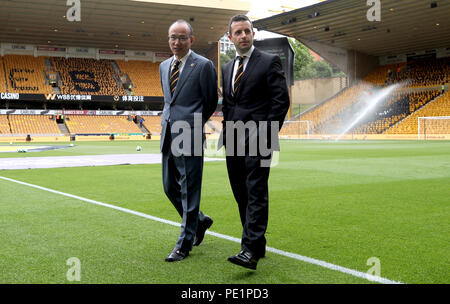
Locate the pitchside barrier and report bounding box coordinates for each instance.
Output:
[0,134,159,143]
[3,133,448,143]
[282,134,450,140]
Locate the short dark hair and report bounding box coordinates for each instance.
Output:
[169,19,194,36]
[228,14,253,35]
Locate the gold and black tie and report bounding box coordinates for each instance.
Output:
[233,56,245,95]
[170,60,181,95]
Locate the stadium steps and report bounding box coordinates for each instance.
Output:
[57,122,70,135]
[2,59,8,91]
[44,58,53,70]
[135,118,150,134]
[111,61,128,94]
[111,61,122,75]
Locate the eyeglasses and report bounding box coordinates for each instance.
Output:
[168,36,189,42]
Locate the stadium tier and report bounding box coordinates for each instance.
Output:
[0,57,7,93]
[363,62,407,86]
[0,114,10,134]
[0,114,229,138]
[116,60,163,97]
[390,57,450,87]
[281,56,450,138]
[3,55,53,94]
[51,57,127,96]
[64,115,143,134]
[8,114,62,135]
[0,55,164,98]
[140,115,162,135]
[385,91,450,135]
[280,83,372,135]
[0,53,449,139]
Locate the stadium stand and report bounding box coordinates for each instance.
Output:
[141,115,162,134]
[281,55,450,137]
[0,115,11,134]
[385,91,450,134]
[115,60,163,96]
[408,90,441,112]
[8,115,61,135]
[364,62,407,86]
[280,83,372,136]
[3,55,53,94]
[1,52,447,139]
[0,57,7,92]
[51,57,126,96]
[65,115,142,134]
[348,90,441,134]
[391,57,450,87]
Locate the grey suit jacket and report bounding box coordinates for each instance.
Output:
[159,51,218,155]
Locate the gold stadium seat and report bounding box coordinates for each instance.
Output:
[65,115,142,134]
[385,92,450,134]
[3,55,53,94]
[8,115,61,135]
[141,116,162,134]
[290,83,372,134]
[116,60,163,96]
[0,115,11,134]
[51,57,126,96]
[0,57,7,93]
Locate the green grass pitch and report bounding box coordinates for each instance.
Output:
[0,140,448,283]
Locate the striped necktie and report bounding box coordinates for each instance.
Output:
[233,56,245,95]
[170,60,181,95]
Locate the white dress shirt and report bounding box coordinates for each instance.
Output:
[232,45,255,94]
[171,49,192,76]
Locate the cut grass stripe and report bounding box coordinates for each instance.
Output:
[0,175,403,284]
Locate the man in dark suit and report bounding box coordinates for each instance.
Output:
[219,15,290,270]
[159,20,218,262]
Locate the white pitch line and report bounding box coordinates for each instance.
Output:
[0,175,403,284]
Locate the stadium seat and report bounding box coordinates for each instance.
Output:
[0,115,11,134]
[385,91,450,134]
[8,115,61,135]
[140,116,162,134]
[3,55,53,94]
[115,60,163,96]
[51,57,127,96]
[65,115,142,134]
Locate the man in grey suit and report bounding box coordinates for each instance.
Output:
[159,20,218,262]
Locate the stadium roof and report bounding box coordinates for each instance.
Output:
[253,0,450,57]
[0,0,249,54]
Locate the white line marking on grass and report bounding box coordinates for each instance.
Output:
[0,175,403,284]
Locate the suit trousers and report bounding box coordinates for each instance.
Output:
[162,128,206,252]
[226,154,271,256]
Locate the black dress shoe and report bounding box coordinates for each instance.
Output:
[165,247,189,262]
[228,250,259,270]
[193,216,213,246]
